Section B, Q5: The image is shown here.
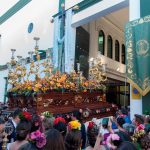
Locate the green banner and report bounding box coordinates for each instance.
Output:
[140,0,150,17]
[125,15,150,96]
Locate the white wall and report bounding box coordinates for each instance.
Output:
[89,18,126,74]
[0,0,59,102]
[65,0,83,10]
[0,0,59,65]
[0,70,8,102]
[72,0,128,27]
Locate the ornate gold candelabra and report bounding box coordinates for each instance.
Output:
[41,49,53,77]
[34,37,40,80]
[7,49,27,86]
[7,37,55,87]
[89,54,107,90]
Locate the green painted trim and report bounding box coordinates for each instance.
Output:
[53,0,102,18]
[140,0,150,17]
[53,0,65,18]
[59,0,65,12]
[53,12,60,18]
[0,0,32,25]
[74,0,102,14]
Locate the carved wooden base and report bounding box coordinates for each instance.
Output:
[7,91,117,121]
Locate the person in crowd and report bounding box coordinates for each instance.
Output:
[42,116,54,133]
[0,118,5,150]
[65,130,82,150]
[133,114,144,131]
[6,108,22,143]
[111,116,118,131]
[19,115,46,150]
[123,123,135,136]
[106,133,122,150]
[117,141,137,150]
[31,114,43,132]
[120,108,131,124]
[71,110,86,149]
[7,120,31,150]
[99,118,112,146]
[41,111,55,133]
[53,117,67,138]
[139,132,150,150]
[43,129,65,150]
[116,117,131,142]
[86,121,103,150]
[144,115,150,126]
[144,116,150,133]
[65,120,82,150]
[131,124,148,149]
[100,118,110,136]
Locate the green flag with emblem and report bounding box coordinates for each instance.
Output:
[125,15,150,96]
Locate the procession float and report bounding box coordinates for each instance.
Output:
[6,38,117,121]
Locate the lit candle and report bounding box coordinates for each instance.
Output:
[89,58,94,67]
[77,63,80,72]
[102,64,106,72]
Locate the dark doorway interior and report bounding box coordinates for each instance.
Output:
[75,26,90,78]
[106,79,130,107]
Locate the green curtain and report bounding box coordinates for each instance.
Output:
[125,15,150,96]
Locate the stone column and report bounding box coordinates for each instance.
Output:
[64,9,76,73]
[129,0,142,120]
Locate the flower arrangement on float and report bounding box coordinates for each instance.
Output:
[8,71,104,96]
[7,45,107,97]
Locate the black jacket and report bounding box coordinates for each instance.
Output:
[81,123,86,149]
[5,120,16,143]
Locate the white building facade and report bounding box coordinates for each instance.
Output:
[0,0,149,119]
[52,0,148,119]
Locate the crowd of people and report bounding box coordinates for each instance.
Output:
[0,107,149,150]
